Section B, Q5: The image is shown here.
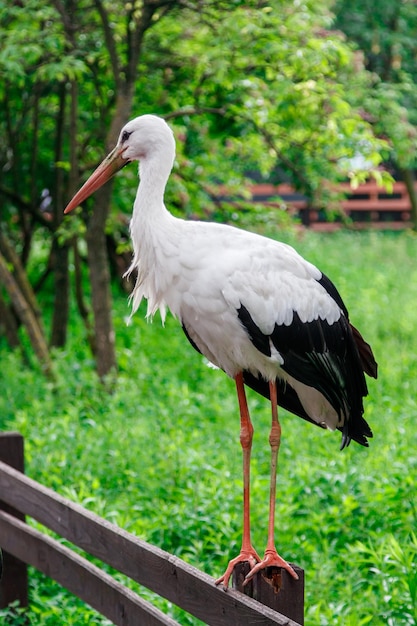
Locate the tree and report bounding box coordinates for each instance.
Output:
[0,0,86,370]
[334,0,417,229]
[0,0,390,376]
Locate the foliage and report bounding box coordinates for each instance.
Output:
[0,0,397,376]
[146,3,391,205]
[1,230,416,625]
[334,0,417,203]
[0,0,390,212]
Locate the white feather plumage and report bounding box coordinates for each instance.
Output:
[123,117,341,389]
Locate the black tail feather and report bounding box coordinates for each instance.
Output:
[242,371,372,448]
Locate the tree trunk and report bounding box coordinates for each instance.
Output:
[86,186,117,379]
[82,0,162,378]
[50,84,70,348]
[0,292,20,348]
[401,168,417,231]
[0,232,42,323]
[50,239,70,347]
[73,238,95,354]
[0,252,53,378]
[85,88,135,379]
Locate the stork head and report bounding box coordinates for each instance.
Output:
[64,114,175,214]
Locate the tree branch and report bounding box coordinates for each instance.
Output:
[0,186,53,231]
[0,252,53,378]
[93,0,121,86]
[164,106,227,120]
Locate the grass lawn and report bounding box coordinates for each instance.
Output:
[0,229,416,625]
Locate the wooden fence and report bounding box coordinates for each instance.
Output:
[0,432,304,625]
[250,180,414,230]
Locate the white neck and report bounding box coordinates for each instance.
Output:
[128,151,178,283]
[131,145,175,223]
[127,156,179,320]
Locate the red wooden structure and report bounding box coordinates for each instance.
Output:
[250,180,413,230]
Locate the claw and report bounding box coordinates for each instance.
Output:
[243,548,299,586]
[215,548,261,590]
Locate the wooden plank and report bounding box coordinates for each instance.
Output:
[0,461,302,625]
[309,220,413,232]
[341,200,410,211]
[0,433,28,608]
[0,510,179,626]
[233,562,304,625]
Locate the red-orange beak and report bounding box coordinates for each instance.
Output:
[64,146,130,214]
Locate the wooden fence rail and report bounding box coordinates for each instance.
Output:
[249,180,414,230]
[0,433,304,625]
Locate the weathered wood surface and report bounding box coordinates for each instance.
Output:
[0,459,302,626]
[0,510,179,626]
[0,433,28,608]
[234,562,304,626]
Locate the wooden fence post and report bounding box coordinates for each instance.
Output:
[233,561,304,625]
[0,432,28,609]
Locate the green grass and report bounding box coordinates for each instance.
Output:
[1,229,417,625]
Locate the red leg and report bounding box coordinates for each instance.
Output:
[244,380,298,584]
[215,372,260,589]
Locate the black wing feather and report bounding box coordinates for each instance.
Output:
[242,370,327,431]
[238,297,375,448]
[182,273,376,450]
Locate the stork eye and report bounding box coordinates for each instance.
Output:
[121,130,132,143]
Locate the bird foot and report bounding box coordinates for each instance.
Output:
[214,547,261,590]
[243,548,299,585]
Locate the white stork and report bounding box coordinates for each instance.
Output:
[64,114,377,589]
